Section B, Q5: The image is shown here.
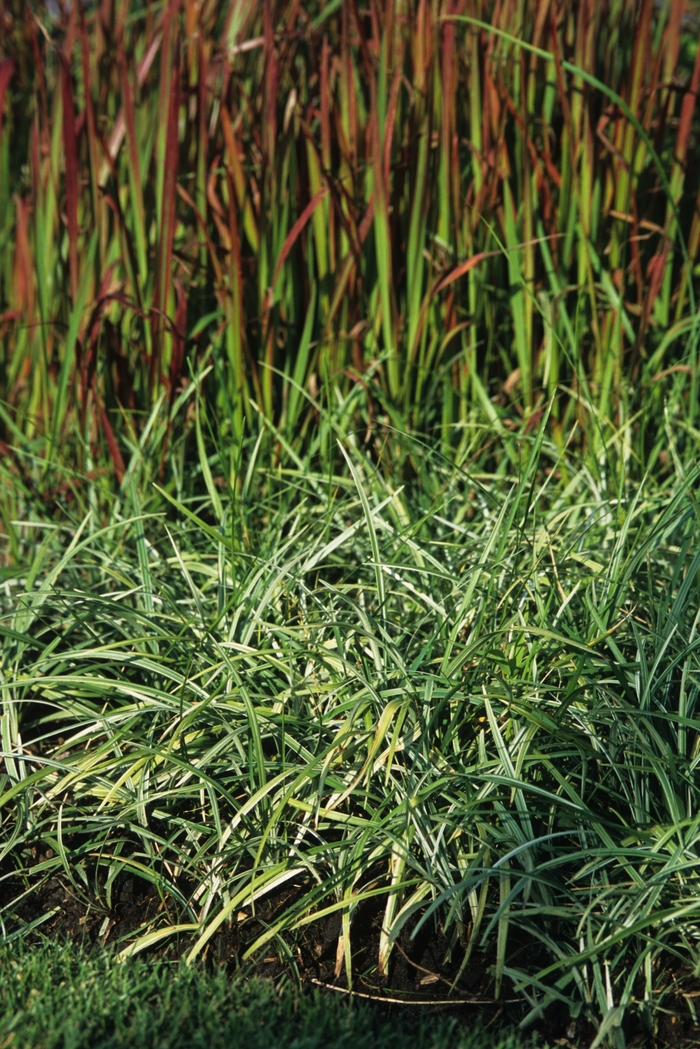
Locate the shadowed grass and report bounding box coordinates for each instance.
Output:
[0,940,530,1049]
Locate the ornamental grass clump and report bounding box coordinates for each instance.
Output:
[2,410,700,1041]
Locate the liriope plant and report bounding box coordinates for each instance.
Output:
[2,403,699,1042]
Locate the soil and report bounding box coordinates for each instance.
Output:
[2,860,700,1049]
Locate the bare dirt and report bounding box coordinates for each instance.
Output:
[3,858,700,1049]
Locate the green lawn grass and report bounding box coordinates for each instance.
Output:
[0,942,531,1049]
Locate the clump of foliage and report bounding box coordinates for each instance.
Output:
[2,412,700,1043]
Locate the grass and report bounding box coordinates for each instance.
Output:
[0,941,530,1049]
[1,0,700,471]
[2,409,700,1044]
[2,1,700,1047]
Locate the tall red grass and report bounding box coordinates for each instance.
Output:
[0,0,699,475]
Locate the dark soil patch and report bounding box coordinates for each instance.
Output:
[3,862,700,1049]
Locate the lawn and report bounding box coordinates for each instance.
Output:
[0,941,532,1049]
[2,2,700,1047]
